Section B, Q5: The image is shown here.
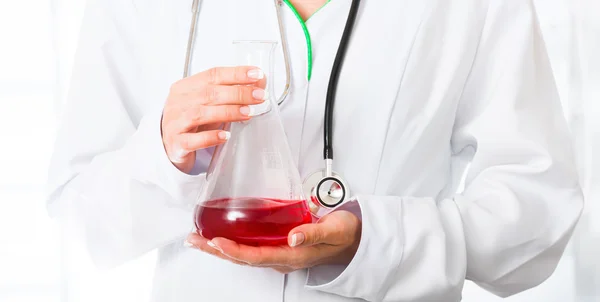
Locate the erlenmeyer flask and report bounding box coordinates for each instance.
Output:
[194,41,312,246]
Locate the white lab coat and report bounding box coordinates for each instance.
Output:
[47,0,584,301]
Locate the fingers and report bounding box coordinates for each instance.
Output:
[171,84,267,106]
[201,84,268,105]
[187,234,302,273]
[204,105,252,126]
[179,105,252,130]
[210,238,265,265]
[196,122,224,132]
[210,238,295,267]
[210,237,334,270]
[288,211,361,247]
[170,130,230,158]
[162,65,269,173]
[194,66,266,86]
[288,223,327,247]
[186,233,248,266]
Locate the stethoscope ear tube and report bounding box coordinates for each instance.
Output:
[274,0,293,106]
[183,0,202,78]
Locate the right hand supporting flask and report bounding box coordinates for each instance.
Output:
[194,41,312,246]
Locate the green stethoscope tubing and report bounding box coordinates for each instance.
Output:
[282,0,331,81]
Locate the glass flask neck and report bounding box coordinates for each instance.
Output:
[233,41,278,116]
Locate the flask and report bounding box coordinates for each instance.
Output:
[194,41,311,246]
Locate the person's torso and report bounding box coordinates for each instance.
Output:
[120,0,490,301]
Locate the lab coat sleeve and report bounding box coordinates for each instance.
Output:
[47,0,205,268]
[305,1,584,301]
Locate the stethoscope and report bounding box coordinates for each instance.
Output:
[184,0,361,215]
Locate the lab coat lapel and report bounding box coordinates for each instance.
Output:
[335,1,433,195]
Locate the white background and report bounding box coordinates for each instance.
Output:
[0,0,598,301]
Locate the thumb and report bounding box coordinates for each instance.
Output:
[288,223,328,247]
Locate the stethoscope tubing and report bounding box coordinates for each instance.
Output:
[323,0,361,163]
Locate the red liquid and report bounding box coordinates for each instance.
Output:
[195,197,313,246]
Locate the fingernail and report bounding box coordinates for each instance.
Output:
[207,241,223,253]
[240,106,254,116]
[252,89,268,100]
[184,240,194,248]
[247,69,264,79]
[290,233,305,247]
[218,131,231,140]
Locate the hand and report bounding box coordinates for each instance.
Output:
[161,66,268,173]
[186,210,362,274]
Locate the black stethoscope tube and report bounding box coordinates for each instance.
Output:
[323,0,361,161]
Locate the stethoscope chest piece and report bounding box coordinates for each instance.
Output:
[303,170,350,217]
